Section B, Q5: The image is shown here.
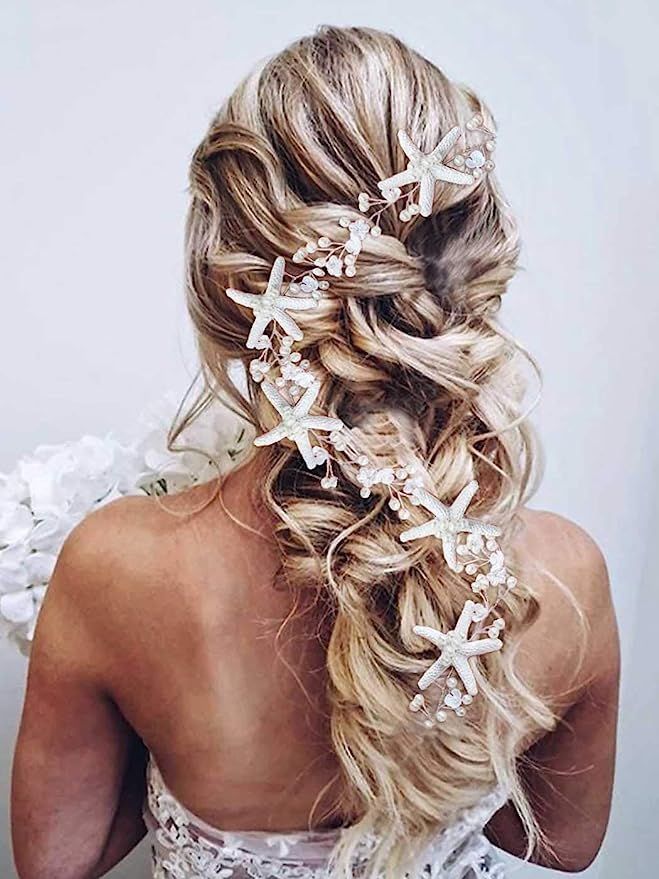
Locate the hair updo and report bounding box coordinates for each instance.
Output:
[177,25,555,878]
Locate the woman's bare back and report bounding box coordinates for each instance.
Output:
[88,469,344,832]
[63,455,613,838]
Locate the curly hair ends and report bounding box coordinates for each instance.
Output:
[176,25,556,879]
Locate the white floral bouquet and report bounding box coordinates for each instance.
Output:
[0,396,251,654]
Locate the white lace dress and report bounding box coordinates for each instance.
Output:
[143,758,507,879]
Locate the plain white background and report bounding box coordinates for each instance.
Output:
[1,1,658,877]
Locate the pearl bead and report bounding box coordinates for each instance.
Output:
[409,694,425,712]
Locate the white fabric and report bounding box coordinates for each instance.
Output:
[143,757,507,879]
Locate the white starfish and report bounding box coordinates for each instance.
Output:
[226,256,317,349]
[253,380,343,469]
[413,600,502,696]
[378,127,474,216]
[399,480,500,571]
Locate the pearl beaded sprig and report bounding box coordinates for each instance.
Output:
[224,115,510,729]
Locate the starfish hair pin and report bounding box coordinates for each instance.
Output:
[226,256,318,349]
[400,480,500,572]
[358,113,496,223]
[253,379,343,469]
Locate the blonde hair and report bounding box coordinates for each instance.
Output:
[176,25,556,878]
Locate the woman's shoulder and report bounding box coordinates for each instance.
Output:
[512,507,617,713]
[515,508,609,601]
[48,482,229,634]
[63,479,224,552]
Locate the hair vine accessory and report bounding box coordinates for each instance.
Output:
[224,113,515,728]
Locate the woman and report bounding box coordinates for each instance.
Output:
[11,26,619,879]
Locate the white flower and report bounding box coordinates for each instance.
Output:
[0,397,254,654]
[343,219,372,258]
[382,186,401,202]
[135,395,252,492]
[0,543,46,636]
[466,149,486,169]
[0,501,33,545]
[443,688,463,710]
[299,274,319,293]
[471,602,489,622]
[0,472,29,505]
[325,255,343,277]
[466,532,485,554]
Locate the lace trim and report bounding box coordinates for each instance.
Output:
[144,758,506,879]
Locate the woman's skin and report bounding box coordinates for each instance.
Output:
[11,453,619,879]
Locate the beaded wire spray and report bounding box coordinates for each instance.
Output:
[225,114,519,728]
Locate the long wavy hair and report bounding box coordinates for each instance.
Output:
[172,25,556,878]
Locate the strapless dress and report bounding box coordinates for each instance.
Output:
[143,757,507,878]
